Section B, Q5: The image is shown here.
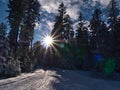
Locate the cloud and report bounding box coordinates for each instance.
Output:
[66,4,80,20]
[102,1,110,5]
[39,0,80,19]
[34,22,40,30]
[38,0,113,20]
[47,21,54,32]
[39,0,59,13]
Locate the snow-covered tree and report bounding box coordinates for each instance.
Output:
[4,57,21,77]
[0,23,21,77]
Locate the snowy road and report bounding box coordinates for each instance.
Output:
[0,68,120,90]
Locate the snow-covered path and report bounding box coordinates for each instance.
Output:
[0,69,57,90]
[0,68,120,90]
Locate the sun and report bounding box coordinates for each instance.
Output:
[43,35,53,48]
[41,33,63,57]
[44,36,53,46]
[41,32,62,54]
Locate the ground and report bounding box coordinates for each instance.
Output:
[0,68,120,90]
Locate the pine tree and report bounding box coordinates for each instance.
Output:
[107,0,119,24]
[63,14,74,43]
[89,8,102,54]
[19,0,40,54]
[114,17,120,72]
[89,8,111,71]
[76,12,84,47]
[75,12,89,69]
[50,3,66,67]
[51,3,76,68]
[0,23,8,57]
[0,23,7,75]
[107,0,119,58]
[50,3,67,61]
[89,9,106,71]
[32,41,43,67]
[107,0,120,71]
[7,0,25,54]
[0,23,21,77]
[51,3,66,41]
[19,0,40,72]
[96,22,108,56]
[51,3,74,44]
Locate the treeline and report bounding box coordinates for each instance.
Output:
[0,0,120,77]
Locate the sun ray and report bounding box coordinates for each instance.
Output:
[41,30,65,59]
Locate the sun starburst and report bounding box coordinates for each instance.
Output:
[41,32,64,58]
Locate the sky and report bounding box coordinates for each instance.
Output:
[0,0,118,42]
[39,0,111,19]
[34,0,112,42]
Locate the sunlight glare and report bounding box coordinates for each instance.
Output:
[43,36,53,48]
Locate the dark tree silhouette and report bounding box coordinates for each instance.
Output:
[89,8,102,54]
[7,0,25,55]
[107,0,120,71]
[19,0,40,72]
[63,14,74,44]
[75,12,89,70]
[51,3,66,41]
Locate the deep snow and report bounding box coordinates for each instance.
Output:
[0,68,120,90]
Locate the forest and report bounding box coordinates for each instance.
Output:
[0,0,120,78]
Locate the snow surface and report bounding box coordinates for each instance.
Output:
[0,68,120,90]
